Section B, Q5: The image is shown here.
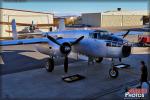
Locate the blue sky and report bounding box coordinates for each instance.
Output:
[2,1,148,16]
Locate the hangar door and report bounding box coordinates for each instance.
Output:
[123,15,143,26]
[102,15,144,27]
[101,15,122,27]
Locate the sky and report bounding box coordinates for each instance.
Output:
[1,1,149,16]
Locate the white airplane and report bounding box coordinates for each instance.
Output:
[10,19,48,39]
[0,19,132,78]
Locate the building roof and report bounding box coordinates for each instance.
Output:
[102,10,149,15]
[82,10,149,16]
[0,8,53,15]
[54,15,78,19]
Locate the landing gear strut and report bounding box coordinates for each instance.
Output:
[109,58,119,78]
[45,56,54,72]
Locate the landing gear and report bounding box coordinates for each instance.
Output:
[95,57,103,63]
[109,58,119,78]
[109,67,118,78]
[45,57,54,72]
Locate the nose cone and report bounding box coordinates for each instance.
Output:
[122,45,131,57]
[60,42,71,55]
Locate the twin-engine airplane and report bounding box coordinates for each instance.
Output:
[0,19,132,78]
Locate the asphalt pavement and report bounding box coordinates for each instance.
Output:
[0,45,150,99]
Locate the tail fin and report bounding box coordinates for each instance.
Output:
[58,18,65,31]
[11,19,18,40]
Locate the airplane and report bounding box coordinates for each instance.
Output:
[0,19,132,78]
[6,19,52,39]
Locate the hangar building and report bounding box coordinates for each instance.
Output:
[0,8,54,37]
[81,9,149,27]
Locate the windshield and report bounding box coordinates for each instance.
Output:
[90,30,114,40]
[89,30,124,47]
[89,30,111,39]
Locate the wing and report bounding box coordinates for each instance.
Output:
[0,38,49,46]
[113,30,147,39]
[114,27,150,37]
[0,37,80,47]
[129,28,150,32]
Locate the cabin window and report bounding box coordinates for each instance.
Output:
[106,41,122,47]
[90,30,113,40]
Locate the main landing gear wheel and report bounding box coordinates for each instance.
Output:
[95,57,103,63]
[45,58,54,72]
[109,67,119,78]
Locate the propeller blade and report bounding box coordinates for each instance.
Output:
[64,56,68,73]
[71,36,84,45]
[123,30,130,38]
[47,35,61,46]
[119,58,122,62]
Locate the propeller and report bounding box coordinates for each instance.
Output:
[47,35,84,73]
[123,30,130,38]
[64,56,68,73]
[70,36,84,45]
[119,58,122,62]
[47,35,61,46]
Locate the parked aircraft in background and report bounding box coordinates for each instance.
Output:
[0,19,132,78]
[6,19,54,39]
[130,27,150,46]
[114,27,150,47]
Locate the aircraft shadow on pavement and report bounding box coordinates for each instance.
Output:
[0,50,79,75]
[0,50,149,76]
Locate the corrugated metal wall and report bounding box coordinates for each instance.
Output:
[101,15,122,27]
[101,15,143,27]
[81,13,145,27]
[122,15,143,26]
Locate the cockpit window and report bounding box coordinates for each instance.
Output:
[89,30,112,40]
[106,36,124,47]
[89,30,123,43]
[89,30,124,47]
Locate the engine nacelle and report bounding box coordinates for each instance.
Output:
[34,42,72,57]
[102,45,131,58]
[122,45,131,57]
[35,44,62,57]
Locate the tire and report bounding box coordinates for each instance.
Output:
[95,57,103,63]
[109,68,119,78]
[45,58,54,72]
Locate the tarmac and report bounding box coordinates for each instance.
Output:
[0,45,150,100]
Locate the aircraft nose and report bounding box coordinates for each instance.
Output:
[122,45,131,57]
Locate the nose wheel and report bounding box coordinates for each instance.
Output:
[109,58,119,78]
[109,67,118,78]
[45,57,54,72]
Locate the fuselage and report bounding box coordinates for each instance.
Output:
[37,29,131,58]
